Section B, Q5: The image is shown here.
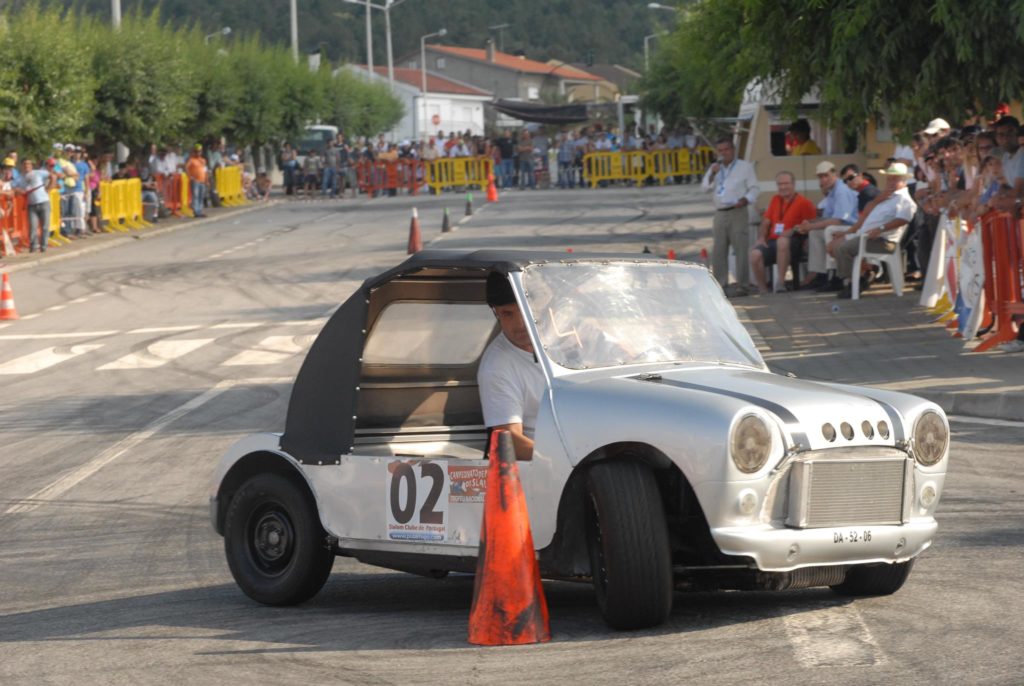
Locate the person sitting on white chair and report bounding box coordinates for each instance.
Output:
[827,162,917,299]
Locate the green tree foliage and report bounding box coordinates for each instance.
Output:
[645,0,1024,133]
[0,5,95,156]
[325,71,405,139]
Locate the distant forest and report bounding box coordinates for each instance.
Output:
[71,0,663,70]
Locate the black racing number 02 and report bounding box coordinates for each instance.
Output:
[389,462,444,525]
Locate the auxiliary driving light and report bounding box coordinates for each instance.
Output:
[730,415,772,473]
[738,489,758,515]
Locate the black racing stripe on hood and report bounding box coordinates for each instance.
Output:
[634,376,811,450]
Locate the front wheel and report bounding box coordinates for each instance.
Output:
[586,460,673,630]
[224,473,334,605]
[830,560,915,596]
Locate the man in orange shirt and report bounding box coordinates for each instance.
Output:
[749,171,818,294]
[185,144,208,218]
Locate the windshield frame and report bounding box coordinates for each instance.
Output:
[516,260,767,377]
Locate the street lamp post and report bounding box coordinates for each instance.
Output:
[204,26,232,44]
[647,2,675,12]
[343,0,407,91]
[365,0,374,78]
[290,0,299,62]
[488,23,511,52]
[643,33,659,72]
[419,28,447,140]
[111,0,121,28]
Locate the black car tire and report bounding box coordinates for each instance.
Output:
[830,560,914,596]
[224,473,334,605]
[586,460,673,630]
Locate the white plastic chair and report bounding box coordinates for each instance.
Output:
[851,227,906,300]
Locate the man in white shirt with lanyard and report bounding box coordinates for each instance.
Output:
[478,272,545,461]
[701,138,760,295]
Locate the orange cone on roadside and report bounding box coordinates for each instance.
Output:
[486,173,499,203]
[407,208,423,254]
[700,247,709,266]
[0,273,18,320]
[667,248,676,260]
[467,431,551,646]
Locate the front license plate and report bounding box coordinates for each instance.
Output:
[832,529,873,544]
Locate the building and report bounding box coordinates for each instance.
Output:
[402,40,603,104]
[343,65,491,142]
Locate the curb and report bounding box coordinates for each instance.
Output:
[1,201,280,274]
[923,389,1024,424]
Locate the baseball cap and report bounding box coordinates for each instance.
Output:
[815,161,836,175]
[45,157,56,167]
[53,143,64,151]
[923,118,950,135]
[877,162,911,177]
[1,157,14,167]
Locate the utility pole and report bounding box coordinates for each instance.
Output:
[111,0,121,28]
[290,0,299,62]
[365,0,374,77]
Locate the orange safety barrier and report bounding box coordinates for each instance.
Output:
[974,211,1024,352]
[355,159,424,198]
[0,195,29,253]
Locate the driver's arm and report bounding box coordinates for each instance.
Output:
[490,423,534,461]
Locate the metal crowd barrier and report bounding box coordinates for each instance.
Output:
[424,157,492,194]
[581,147,715,188]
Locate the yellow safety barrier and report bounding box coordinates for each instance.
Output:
[47,188,70,247]
[215,165,247,206]
[424,157,492,194]
[98,179,152,231]
[180,172,194,218]
[582,147,716,188]
[123,178,151,229]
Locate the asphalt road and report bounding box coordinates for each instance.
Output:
[1,187,1021,685]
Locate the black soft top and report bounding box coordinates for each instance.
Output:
[280,250,678,464]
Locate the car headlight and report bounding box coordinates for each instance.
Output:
[913,411,948,466]
[731,414,772,473]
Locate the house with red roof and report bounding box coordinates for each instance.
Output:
[343,64,492,142]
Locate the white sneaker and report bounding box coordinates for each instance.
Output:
[997,339,1024,353]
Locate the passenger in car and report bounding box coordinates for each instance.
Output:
[477,272,545,461]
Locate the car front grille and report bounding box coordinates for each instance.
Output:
[786,455,910,528]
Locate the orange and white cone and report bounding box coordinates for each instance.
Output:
[0,272,18,320]
[467,431,551,646]
[407,208,423,254]
[486,173,498,203]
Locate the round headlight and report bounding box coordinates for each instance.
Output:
[840,422,854,440]
[731,415,773,473]
[877,420,890,439]
[822,423,836,442]
[913,411,948,466]
[861,420,874,439]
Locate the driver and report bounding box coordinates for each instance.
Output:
[477,272,545,461]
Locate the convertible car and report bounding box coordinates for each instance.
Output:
[210,250,950,630]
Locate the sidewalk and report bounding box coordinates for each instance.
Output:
[730,284,1024,422]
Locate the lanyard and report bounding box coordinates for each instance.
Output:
[717,160,736,195]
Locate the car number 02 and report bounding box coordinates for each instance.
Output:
[385,460,449,541]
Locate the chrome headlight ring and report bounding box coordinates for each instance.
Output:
[731,414,773,474]
[912,410,948,466]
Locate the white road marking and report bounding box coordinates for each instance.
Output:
[948,415,1024,428]
[68,297,89,304]
[47,305,66,312]
[128,325,201,334]
[0,331,118,340]
[782,605,887,667]
[0,345,103,375]
[210,322,264,329]
[97,338,215,370]
[3,377,291,515]
[19,314,39,320]
[278,318,327,327]
[222,334,315,366]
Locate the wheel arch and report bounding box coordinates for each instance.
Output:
[213,451,318,536]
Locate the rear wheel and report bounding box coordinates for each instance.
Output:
[224,473,334,605]
[830,560,914,596]
[586,460,673,630]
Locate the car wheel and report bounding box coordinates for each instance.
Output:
[830,560,914,596]
[224,473,334,605]
[585,460,673,630]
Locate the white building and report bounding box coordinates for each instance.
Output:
[343,65,492,142]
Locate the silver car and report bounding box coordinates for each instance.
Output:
[210,251,949,630]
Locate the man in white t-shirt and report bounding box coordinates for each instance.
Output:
[477,272,545,461]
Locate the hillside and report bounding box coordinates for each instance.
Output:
[72,0,663,72]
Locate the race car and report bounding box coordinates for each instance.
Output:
[210,250,950,630]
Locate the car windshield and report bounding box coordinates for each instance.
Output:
[521,261,764,370]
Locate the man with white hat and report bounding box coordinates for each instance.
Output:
[922,118,951,138]
[794,160,859,290]
[827,161,917,299]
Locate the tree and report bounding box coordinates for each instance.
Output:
[324,70,404,139]
[0,5,95,157]
[183,27,245,142]
[223,37,286,147]
[86,11,199,149]
[643,0,1024,134]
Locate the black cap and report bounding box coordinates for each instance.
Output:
[485,272,516,307]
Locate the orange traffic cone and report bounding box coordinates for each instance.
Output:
[667,248,676,260]
[407,208,423,254]
[467,431,551,646]
[486,173,498,203]
[0,272,18,320]
[699,247,709,267]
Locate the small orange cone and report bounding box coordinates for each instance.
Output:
[467,431,550,646]
[0,273,18,320]
[407,208,422,254]
[566,247,573,253]
[667,248,676,260]
[486,173,499,203]
[699,247,709,266]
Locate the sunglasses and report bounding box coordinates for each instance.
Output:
[843,175,857,182]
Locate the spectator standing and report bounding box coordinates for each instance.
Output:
[749,171,817,294]
[517,130,536,190]
[302,149,322,196]
[828,162,917,299]
[994,116,1024,196]
[185,145,208,218]
[495,130,515,189]
[322,139,339,197]
[702,138,759,295]
[15,159,52,252]
[796,161,860,290]
[788,119,822,156]
[557,132,575,189]
[279,143,297,195]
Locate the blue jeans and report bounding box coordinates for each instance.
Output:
[518,158,535,189]
[499,159,515,189]
[190,180,206,216]
[557,160,574,188]
[27,201,50,251]
[321,167,337,195]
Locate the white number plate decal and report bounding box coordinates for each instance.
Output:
[385,460,449,542]
[832,529,873,544]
